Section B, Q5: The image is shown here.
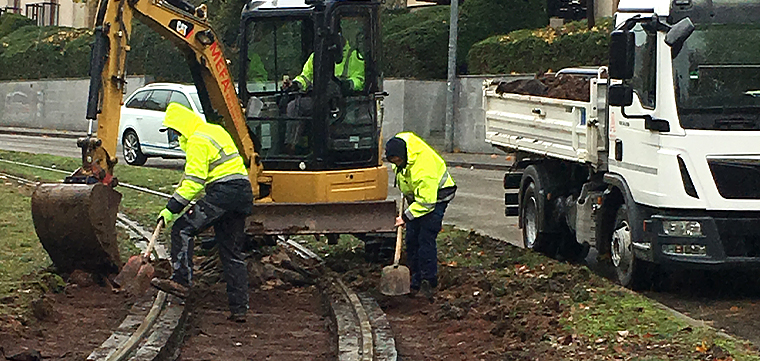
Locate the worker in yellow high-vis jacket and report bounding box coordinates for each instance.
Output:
[150,103,252,323]
[281,27,365,154]
[386,132,456,302]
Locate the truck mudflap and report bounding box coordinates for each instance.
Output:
[643,214,760,268]
[31,183,123,274]
[245,200,397,235]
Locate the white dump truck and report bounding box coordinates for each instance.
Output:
[485,0,760,287]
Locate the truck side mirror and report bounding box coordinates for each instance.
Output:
[608,84,633,106]
[665,18,695,48]
[609,30,634,80]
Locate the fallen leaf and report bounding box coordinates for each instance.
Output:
[617,330,629,337]
[730,306,740,312]
[696,341,708,353]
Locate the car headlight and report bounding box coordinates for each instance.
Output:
[662,220,703,237]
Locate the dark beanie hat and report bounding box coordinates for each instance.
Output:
[385,137,407,165]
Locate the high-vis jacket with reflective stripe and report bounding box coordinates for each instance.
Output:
[162,103,248,212]
[294,41,365,92]
[390,132,456,221]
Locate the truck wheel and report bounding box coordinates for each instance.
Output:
[122,130,147,166]
[610,204,639,287]
[521,181,554,254]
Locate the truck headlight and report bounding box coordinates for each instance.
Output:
[662,220,703,237]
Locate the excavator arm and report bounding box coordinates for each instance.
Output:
[30,0,264,276]
[85,0,261,189]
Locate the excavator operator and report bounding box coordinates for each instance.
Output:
[150,103,253,323]
[281,26,365,154]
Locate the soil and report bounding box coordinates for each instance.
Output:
[494,74,591,102]
[0,281,134,360]
[324,230,741,361]
[177,283,334,361]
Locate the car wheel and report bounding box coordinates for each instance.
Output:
[122,130,147,166]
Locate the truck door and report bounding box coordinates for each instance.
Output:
[609,21,662,205]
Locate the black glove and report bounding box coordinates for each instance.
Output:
[340,79,354,96]
[288,81,302,93]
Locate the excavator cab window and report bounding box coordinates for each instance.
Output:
[239,1,381,171]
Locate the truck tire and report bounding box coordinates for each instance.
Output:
[609,203,648,288]
[520,180,555,254]
[122,130,147,166]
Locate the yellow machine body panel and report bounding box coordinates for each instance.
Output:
[266,165,388,203]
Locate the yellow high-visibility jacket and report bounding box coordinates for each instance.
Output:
[162,103,248,211]
[390,132,456,221]
[294,41,365,92]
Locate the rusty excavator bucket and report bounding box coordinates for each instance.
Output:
[31,182,123,275]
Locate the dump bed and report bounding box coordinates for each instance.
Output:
[484,71,608,168]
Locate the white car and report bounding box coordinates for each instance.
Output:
[118,83,206,165]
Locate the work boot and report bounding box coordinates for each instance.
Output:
[150,278,189,298]
[227,312,247,323]
[420,280,435,303]
[407,287,419,298]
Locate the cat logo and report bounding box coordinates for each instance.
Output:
[169,19,194,38]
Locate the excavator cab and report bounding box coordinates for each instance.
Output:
[239,0,383,173]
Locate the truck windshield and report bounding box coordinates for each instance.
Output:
[672,23,760,130]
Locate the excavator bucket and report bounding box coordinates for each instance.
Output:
[31,183,122,275]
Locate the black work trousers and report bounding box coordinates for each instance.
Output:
[406,201,449,290]
[170,179,253,315]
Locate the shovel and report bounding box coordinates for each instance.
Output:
[380,199,410,296]
[113,219,164,296]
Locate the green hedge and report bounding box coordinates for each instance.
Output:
[0,13,34,39]
[0,26,93,80]
[467,18,613,75]
[381,6,451,79]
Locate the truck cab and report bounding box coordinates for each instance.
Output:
[609,0,760,270]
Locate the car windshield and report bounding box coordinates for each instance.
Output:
[189,93,204,114]
[672,23,760,129]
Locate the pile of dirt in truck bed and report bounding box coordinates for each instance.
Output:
[315,229,752,360]
[494,74,591,102]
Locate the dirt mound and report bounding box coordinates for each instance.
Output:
[494,74,591,102]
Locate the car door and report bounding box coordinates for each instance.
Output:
[120,89,150,140]
[164,91,194,156]
[140,89,172,152]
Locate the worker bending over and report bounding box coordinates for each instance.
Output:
[385,132,456,301]
[151,103,253,323]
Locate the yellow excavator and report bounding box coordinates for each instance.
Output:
[30,0,395,274]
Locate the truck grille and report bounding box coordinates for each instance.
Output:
[714,218,760,257]
[708,159,760,199]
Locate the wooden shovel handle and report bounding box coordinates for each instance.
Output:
[393,198,404,265]
[142,219,165,259]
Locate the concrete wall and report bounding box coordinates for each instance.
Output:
[0,75,530,154]
[384,75,530,154]
[0,76,152,132]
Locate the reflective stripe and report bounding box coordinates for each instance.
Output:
[184,175,206,185]
[418,201,436,209]
[438,171,450,189]
[195,132,242,171]
[439,192,455,202]
[210,152,241,171]
[209,173,249,185]
[404,208,415,221]
[340,48,354,79]
[172,192,190,206]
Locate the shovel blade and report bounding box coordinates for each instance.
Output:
[122,262,155,297]
[113,255,142,288]
[380,265,410,296]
